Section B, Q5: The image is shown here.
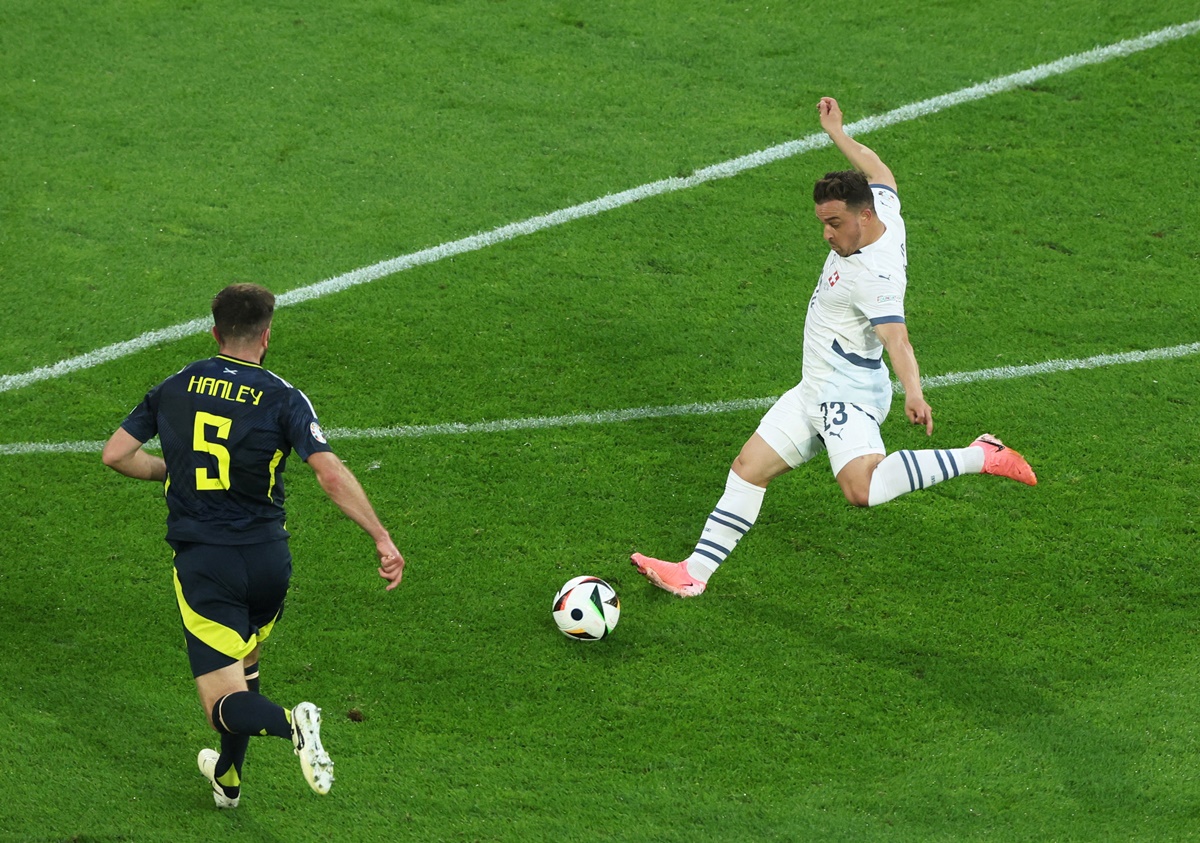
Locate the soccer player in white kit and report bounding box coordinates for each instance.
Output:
[631,97,1036,598]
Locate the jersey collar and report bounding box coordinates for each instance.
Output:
[217,353,263,369]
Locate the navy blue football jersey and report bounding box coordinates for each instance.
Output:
[121,354,333,544]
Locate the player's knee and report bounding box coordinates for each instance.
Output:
[731,448,786,488]
[733,463,772,489]
[837,454,883,507]
[730,455,750,482]
[837,472,873,507]
[200,687,234,733]
[843,486,871,508]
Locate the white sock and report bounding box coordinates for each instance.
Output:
[867,446,985,506]
[685,470,766,582]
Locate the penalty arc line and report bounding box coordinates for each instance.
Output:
[2,341,1196,457]
[1,18,1198,397]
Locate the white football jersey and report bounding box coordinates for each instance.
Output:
[800,185,907,409]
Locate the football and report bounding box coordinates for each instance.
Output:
[552,576,620,641]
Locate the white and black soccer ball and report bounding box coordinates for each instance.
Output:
[552,576,620,641]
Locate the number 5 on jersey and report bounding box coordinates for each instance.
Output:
[194,412,233,490]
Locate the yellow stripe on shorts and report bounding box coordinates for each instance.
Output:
[173,567,258,662]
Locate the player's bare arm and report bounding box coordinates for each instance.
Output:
[101,427,167,481]
[307,450,406,590]
[874,321,933,435]
[817,97,897,192]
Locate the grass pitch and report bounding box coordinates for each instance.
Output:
[2,2,1199,841]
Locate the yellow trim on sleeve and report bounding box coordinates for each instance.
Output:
[266,449,284,501]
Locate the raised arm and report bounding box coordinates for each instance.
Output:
[817,97,897,192]
[307,450,406,590]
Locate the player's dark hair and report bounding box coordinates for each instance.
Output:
[813,170,875,212]
[212,283,275,343]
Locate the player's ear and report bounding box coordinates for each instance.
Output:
[211,326,222,345]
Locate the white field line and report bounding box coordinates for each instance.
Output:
[3,342,1195,456]
[2,19,1198,397]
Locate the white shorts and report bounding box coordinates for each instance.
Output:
[756,383,888,477]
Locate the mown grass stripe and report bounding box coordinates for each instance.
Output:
[3,342,1194,456]
[1,20,1196,397]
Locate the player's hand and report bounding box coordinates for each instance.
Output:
[817,97,844,133]
[378,554,405,590]
[906,395,934,436]
[376,539,405,591]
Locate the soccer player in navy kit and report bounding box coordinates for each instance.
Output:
[631,97,1037,598]
[103,283,405,807]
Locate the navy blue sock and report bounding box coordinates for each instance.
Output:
[213,664,262,796]
[212,687,291,740]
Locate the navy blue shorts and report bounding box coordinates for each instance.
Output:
[171,539,292,678]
